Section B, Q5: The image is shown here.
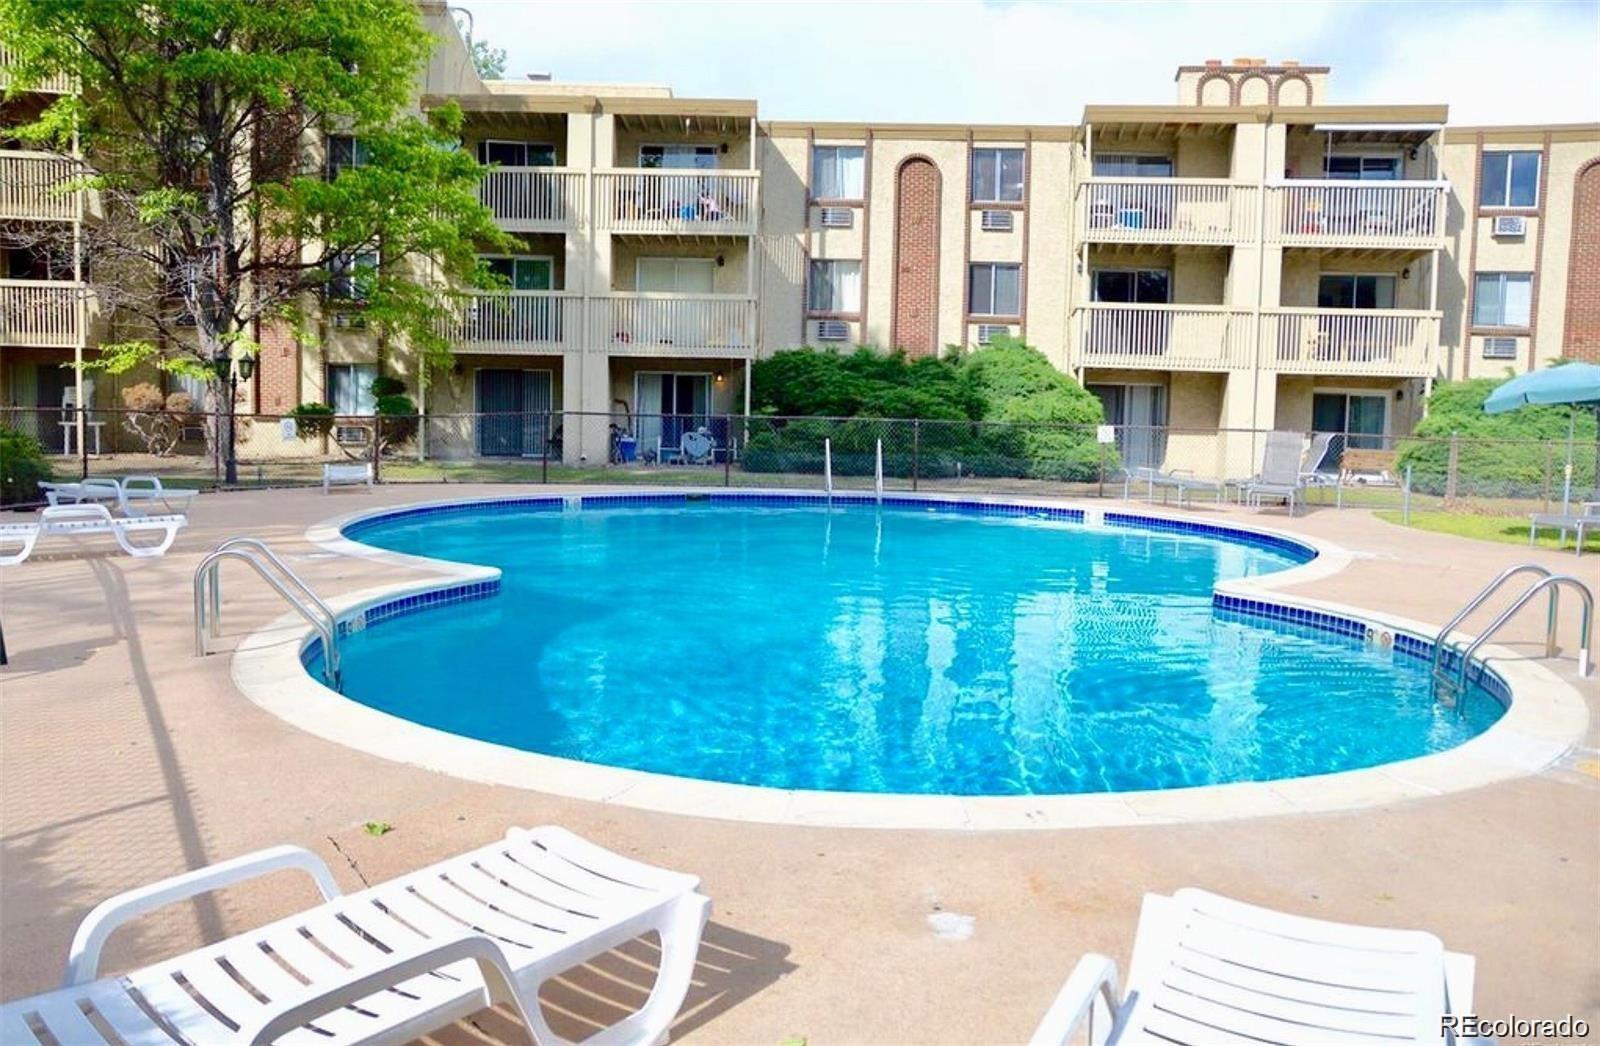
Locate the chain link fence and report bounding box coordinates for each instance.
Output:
[4,406,1597,521]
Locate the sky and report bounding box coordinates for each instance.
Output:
[456,0,1600,126]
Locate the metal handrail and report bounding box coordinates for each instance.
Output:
[1453,575,1594,715]
[193,545,341,688]
[1430,564,1554,680]
[210,537,338,640]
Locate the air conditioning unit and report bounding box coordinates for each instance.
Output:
[818,207,853,229]
[332,311,368,329]
[1491,215,1527,237]
[1481,336,1518,360]
[980,209,1014,232]
[976,323,1011,345]
[335,425,372,446]
[815,319,850,342]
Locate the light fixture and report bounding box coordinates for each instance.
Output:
[714,372,725,383]
[237,355,256,381]
[1401,267,1411,280]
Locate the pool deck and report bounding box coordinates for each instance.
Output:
[1,484,1596,1043]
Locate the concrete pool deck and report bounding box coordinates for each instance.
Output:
[1,484,1596,1042]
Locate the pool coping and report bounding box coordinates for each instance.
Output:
[228,488,1590,831]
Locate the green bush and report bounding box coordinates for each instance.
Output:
[0,426,54,505]
[288,402,336,439]
[370,374,407,399]
[1397,378,1598,498]
[376,393,419,446]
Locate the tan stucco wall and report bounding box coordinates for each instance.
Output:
[607,240,751,295]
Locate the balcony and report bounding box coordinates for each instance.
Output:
[455,291,579,353]
[0,46,74,93]
[477,168,585,233]
[591,294,755,357]
[1265,308,1439,377]
[0,151,83,221]
[1076,303,1253,371]
[1077,178,1259,245]
[0,280,84,348]
[1267,182,1445,250]
[594,170,759,235]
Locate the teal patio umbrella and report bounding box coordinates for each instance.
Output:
[1483,362,1600,513]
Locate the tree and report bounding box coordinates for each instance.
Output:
[470,38,507,80]
[0,0,510,479]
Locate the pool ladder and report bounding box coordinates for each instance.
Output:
[193,537,342,690]
[1430,564,1593,715]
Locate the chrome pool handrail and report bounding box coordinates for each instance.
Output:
[192,539,341,688]
[1430,564,1554,683]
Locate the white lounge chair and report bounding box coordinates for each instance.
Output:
[39,476,197,517]
[323,461,374,492]
[1239,431,1307,515]
[0,504,185,566]
[1122,466,1223,507]
[0,826,711,1045]
[39,477,123,508]
[1029,888,1478,1046]
[1529,500,1599,556]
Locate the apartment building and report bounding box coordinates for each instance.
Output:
[3,17,1597,475]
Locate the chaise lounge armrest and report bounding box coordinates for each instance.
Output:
[1028,953,1123,1046]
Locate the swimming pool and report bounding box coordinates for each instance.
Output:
[321,496,1505,797]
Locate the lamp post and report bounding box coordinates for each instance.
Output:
[211,352,255,486]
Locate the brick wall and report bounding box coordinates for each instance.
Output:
[254,318,300,414]
[1563,160,1600,363]
[892,158,940,356]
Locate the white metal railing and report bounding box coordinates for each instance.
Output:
[592,293,755,355]
[1268,181,1446,247]
[1076,303,1253,370]
[1265,308,1440,375]
[456,291,577,352]
[594,169,759,233]
[0,45,75,93]
[0,151,82,221]
[0,280,83,347]
[477,167,584,229]
[1077,178,1259,243]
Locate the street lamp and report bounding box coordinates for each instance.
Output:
[211,352,255,486]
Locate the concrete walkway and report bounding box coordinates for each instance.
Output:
[1,485,1595,1043]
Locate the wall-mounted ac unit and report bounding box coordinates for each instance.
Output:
[976,323,1011,345]
[816,319,850,342]
[1481,336,1518,360]
[335,425,372,445]
[818,207,853,229]
[1491,215,1527,238]
[980,210,1014,232]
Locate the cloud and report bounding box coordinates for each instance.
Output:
[459,0,1598,125]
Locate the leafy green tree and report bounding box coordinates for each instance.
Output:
[470,38,507,80]
[0,0,510,478]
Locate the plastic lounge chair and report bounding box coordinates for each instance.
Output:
[1122,466,1223,507]
[0,826,711,1046]
[119,475,198,517]
[0,504,186,564]
[38,477,123,508]
[1028,888,1479,1046]
[1240,431,1306,515]
[1530,500,1600,556]
[0,521,41,567]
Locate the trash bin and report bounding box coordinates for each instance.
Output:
[617,436,637,463]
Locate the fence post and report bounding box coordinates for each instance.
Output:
[1444,432,1459,501]
[723,414,731,487]
[371,416,382,484]
[1541,440,1553,513]
[213,408,223,490]
[542,410,550,485]
[1402,464,1412,525]
[911,419,921,491]
[79,404,89,481]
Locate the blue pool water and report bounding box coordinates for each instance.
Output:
[332,500,1504,796]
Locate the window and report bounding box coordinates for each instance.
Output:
[1317,274,1397,310]
[1091,269,1170,304]
[483,256,553,290]
[327,364,378,415]
[325,135,369,179]
[968,263,1021,316]
[807,260,861,314]
[1479,151,1540,208]
[1473,272,1533,328]
[327,249,378,301]
[476,141,556,167]
[1324,155,1400,181]
[639,144,717,169]
[1312,392,1388,450]
[971,148,1024,203]
[811,145,865,200]
[1091,154,1174,178]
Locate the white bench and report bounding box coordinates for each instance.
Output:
[0,504,186,566]
[322,461,373,492]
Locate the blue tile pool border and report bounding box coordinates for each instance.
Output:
[1106,511,1316,563]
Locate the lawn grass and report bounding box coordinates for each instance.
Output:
[1374,508,1599,553]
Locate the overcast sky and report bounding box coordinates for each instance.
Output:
[457,0,1599,126]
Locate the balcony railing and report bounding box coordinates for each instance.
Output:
[0,280,84,348]
[1267,182,1446,249]
[1076,303,1253,371]
[1265,308,1439,376]
[0,151,83,221]
[1077,178,1259,244]
[592,293,755,356]
[594,170,759,235]
[477,168,585,231]
[456,291,578,353]
[0,45,75,93]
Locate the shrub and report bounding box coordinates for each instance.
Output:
[376,393,419,447]
[288,402,336,439]
[371,374,407,399]
[0,426,53,505]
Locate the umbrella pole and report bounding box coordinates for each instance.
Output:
[1563,409,1574,516]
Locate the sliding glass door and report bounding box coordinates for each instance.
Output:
[475,369,553,457]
